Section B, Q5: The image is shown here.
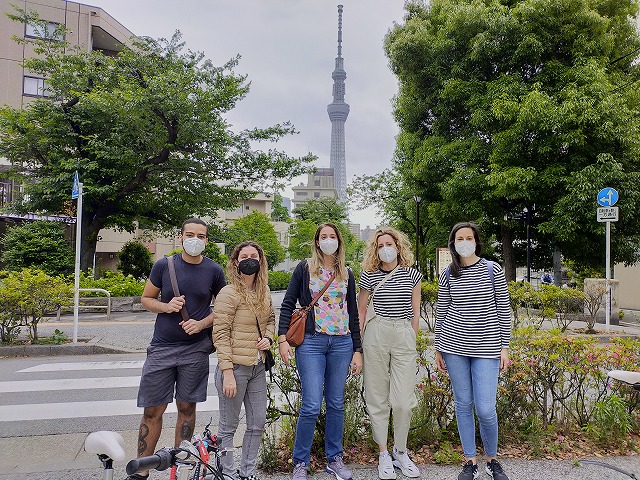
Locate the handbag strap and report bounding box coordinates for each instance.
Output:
[305,272,336,312]
[368,266,400,306]
[255,316,264,338]
[167,255,190,322]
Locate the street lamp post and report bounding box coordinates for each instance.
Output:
[524,206,531,283]
[413,195,421,271]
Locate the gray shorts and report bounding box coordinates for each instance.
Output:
[137,338,210,407]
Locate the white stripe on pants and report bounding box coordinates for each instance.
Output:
[363,315,417,451]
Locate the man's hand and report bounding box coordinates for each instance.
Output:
[180,319,204,335]
[165,295,185,313]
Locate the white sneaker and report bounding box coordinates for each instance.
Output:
[378,451,397,480]
[392,446,420,478]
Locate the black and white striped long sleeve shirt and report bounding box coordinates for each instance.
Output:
[435,258,511,358]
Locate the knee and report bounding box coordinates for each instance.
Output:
[142,405,166,421]
[176,401,196,417]
[475,404,497,424]
[389,402,412,419]
[299,398,322,418]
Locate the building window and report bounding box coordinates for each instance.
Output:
[23,76,50,97]
[314,192,320,198]
[297,192,308,197]
[314,179,321,186]
[25,21,63,41]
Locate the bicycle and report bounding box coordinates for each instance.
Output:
[578,369,640,480]
[85,418,233,480]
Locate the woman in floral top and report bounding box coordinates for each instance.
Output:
[278,222,362,480]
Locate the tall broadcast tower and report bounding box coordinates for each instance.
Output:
[327,4,349,201]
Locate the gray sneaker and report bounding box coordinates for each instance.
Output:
[292,462,307,480]
[326,455,353,480]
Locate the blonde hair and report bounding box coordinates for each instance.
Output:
[362,226,414,272]
[226,241,271,314]
[309,222,348,283]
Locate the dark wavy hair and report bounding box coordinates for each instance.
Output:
[447,222,482,278]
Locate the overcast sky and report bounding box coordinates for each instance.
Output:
[89,0,408,228]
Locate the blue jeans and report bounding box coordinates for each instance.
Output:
[293,332,353,465]
[441,353,500,458]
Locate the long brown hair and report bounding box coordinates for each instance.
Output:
[447,222,482,278]
[309,222,348,282]
[226,241,271,314]
[362,226,414,272]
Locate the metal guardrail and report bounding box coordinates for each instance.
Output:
[56,288,112,321]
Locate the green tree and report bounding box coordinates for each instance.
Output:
[292,197,349,225]
[1,220,74,276]
[0,11,310,270]
[203,241,229,268]
[117,241,154,279]
[223,211,285,268]
[271,193,291,222]
[288,219,318,261]
[353,0,640,280]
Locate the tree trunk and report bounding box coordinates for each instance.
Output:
[500,224,516,282]
[79,214,101,271]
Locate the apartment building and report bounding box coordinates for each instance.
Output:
[291,167,338,210]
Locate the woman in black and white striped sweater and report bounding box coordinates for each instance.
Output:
[435,222,511,480]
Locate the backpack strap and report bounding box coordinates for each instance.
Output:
[167,255,190,322]
[445,260,495,287]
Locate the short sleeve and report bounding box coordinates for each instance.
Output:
[408,267,422,287]
[358,270,372,291]
[149,257,167,289]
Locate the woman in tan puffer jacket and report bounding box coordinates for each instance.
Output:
[212,240,275,480]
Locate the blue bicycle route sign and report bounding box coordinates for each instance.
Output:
[597,187,619,207]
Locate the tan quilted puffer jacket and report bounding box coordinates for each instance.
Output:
[212,284,275,371]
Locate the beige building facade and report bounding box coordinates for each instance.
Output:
[292,168,338,210]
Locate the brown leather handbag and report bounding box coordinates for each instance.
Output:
[286,272,335,347]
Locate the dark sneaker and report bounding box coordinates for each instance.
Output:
[458,461,478,480]
[239,470,258,480]
[485,460,509,480]
[326,455,353,480]
[292,462,307,480]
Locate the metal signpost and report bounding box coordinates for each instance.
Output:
[596,187,619,332]
[72,171,82,343]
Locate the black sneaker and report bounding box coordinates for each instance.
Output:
[485,460,509,480]
[238,470,258,480]
[458,460,478,480]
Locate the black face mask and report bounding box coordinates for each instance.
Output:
[238,258,260,275]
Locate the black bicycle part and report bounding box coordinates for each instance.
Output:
[580,459,638,479]
[126,448,175,475]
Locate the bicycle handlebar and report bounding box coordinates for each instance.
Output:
[126,448,174,475]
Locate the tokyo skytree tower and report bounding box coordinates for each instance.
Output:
[327,4,349,201]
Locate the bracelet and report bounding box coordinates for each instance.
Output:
[278,339,288,345]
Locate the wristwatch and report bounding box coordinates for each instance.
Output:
[354,347,363,353]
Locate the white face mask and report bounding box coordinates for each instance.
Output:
[183,237,206,257]
[318,238,339,255]
[378,246,398,264]
[454,240,476,258]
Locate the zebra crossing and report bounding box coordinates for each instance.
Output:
[0,355,220,436]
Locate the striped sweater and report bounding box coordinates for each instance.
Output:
[435,258,511,358]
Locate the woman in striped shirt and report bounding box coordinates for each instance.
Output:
[358,227,422,480]
[435,222,511,480]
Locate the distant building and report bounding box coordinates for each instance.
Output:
[348,223,360,239]
[291,168,338,210]
[360,225,375,242]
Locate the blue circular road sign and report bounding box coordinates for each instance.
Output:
[597,187,619,207]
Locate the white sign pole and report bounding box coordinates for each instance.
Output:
[605,219,611,333]
[73,182,83,343]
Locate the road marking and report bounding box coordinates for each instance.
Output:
[18,361,145,372]
[0,396,220,421]
[0,376,142,393]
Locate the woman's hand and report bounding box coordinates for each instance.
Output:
[278,338,293,365]
[435,351,447,373]
[256,337,271,351]
[499,348,510,373]
[350,351,363,375]
[222,369,237,398]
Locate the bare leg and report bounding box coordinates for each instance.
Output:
[175,401,196,446]
[136,404,168,475]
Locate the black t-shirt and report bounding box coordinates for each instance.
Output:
[148,254,226,346]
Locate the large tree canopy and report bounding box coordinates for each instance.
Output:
[352,0,640,280]
[0,12,310,269]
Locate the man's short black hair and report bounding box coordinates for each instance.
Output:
[181,217,208,235]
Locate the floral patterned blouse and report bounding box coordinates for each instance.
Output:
[309,266,349,335]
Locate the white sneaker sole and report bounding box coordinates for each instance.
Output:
[392,460,420,478]
[326,466,352,480]
[378,467,397,480]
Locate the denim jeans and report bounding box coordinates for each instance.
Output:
[441,353,500,458]
[293,332,353,465]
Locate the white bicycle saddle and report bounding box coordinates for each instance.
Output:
[84,431,126,461]
[608,370,640,385]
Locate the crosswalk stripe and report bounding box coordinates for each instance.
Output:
[0,376,142,393]
[18,361,145,372]
[0,396,220,422]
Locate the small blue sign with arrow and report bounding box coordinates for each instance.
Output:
[597,187,619,207]
[72,171,79,199]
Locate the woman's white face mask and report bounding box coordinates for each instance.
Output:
[318,238,339,255]
[454,240,476,258]
[378,246,398,263]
